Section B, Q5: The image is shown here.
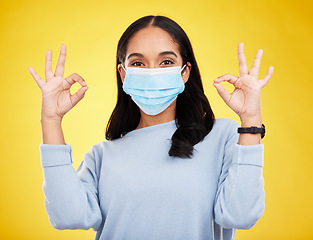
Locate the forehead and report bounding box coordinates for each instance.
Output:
[126,26,180,56]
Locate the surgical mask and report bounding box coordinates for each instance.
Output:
[121,64,187,115]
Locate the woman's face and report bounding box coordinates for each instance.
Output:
[118,26,191,83]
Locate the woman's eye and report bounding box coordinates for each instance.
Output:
[161,60,174,65]
[131,62,144,67]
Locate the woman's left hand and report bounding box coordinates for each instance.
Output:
[213,43,274,120]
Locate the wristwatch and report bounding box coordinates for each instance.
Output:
[237,123,266,139]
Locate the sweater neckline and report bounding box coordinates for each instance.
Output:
[122,119,177,137]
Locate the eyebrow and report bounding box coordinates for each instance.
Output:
[127,53,144,60]
[126,51,178,60]
[159,51,178,58]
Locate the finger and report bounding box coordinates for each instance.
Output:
[28,67,45,89]
[45,50,54,81]
[65,73,87,87]
[250,49,263,78]
[259,66,274,88]
[214,73,239,85]
[70,86,89,107]
[238,42,249,76]
[213,82,232,105]
[54,44,66,77]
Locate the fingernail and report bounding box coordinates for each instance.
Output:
[82,81,86,86]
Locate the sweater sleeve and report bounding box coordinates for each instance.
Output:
[213,120,265,229]
[39,143,102,231]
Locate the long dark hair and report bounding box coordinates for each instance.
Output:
[105,15,215,158]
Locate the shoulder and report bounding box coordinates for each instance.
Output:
[80,140,113,175]
[205,118,240,143]
[87,137,125,158]
[214,118,240,130]
[88,140,112,155]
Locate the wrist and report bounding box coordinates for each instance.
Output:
[240,115,262,127]
[41,116,63,124]
[238,123,265,136]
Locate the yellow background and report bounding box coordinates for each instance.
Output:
[1,0,312,239]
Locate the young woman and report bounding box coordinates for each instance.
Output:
[29,15,273,240]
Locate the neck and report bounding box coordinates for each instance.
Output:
[136,101,176,130]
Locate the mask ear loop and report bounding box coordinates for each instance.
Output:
[118,63,127,73]
[180,64,187,73]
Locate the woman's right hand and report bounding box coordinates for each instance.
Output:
[28,44,89,121]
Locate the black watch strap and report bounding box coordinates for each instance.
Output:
[237,123,266,139]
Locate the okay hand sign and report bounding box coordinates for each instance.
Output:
[28,44,89,120]
[213,43,274,120]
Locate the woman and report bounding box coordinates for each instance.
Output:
[28,15,273,240]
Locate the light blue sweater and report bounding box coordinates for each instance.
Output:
[39,118,265,240]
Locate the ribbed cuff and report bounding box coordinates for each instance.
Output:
[39,143,73,167]
[233,143,264,167]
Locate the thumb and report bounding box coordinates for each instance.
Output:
[71,86,88,107]
[213,82,231,104]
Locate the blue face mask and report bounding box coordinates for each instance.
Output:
[121,64,187,115]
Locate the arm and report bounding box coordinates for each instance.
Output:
[213,120,265,229]
[40,143,102,230]
[41,118,65,144]
[30,45,96,229]
[211,42,272,229]
[40,116,102,230]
